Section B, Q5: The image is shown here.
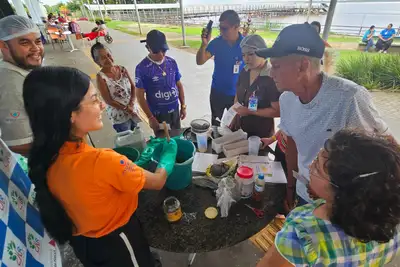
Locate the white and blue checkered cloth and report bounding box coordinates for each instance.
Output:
[0,139,62,267]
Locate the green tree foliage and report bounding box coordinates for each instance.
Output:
[67,0,81,12]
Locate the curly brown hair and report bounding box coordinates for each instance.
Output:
[325,130,400,243]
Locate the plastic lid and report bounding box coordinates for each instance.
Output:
[190,119,210,133]
[258,173,264,179]
[237,166,253,179]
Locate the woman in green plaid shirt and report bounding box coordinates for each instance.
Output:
[257,130,400,266]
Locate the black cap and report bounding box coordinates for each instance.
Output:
[140,30,169,53]
[256,23,325,59]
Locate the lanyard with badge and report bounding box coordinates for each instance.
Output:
[241,86,259,112]
[233,56,241,74]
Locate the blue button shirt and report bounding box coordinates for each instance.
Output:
[380,28,396,39]
[206,34,244,96]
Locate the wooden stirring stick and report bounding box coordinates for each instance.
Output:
[163,121,170,142]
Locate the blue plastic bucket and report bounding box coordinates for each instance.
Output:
[152,138,196,190]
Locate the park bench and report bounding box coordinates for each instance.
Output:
[358,36,400,53]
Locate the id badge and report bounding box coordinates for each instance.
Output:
[233,60,241,74]
[233,64,240,74]
[248,94,258,111]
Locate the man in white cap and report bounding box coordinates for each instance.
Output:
[0,15,44,156]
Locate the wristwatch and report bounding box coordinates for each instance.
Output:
[181,104,187,109]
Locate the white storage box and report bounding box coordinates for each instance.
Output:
[223,139,249,158]
[212,129,248,154]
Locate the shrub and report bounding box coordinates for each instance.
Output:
[91,16,112,23]
[336,53,400,90]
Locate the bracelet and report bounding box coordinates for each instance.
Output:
[148,115,155,120]
[271,135,277,141]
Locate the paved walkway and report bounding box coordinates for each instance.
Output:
[44,22,400,266]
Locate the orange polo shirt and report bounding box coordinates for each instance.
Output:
[47,141,146,238]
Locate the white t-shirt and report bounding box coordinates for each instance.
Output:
[0,60,33,147]
[279,73,389,202]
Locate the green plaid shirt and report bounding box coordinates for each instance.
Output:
[275,199,400,266]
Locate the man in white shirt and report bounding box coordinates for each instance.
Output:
[256,23,391,210]
[0,15,44,156]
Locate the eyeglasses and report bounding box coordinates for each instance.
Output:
[309,155,379,188]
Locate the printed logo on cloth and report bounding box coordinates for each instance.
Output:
[0,145,16,178]
[10,112,21,119]
[9,182,27,221]
[152,76,160,82]
[28,185,37,210]
[297,46,310,53]
[26,224,42,261]
[155,87,178,101]
[41,232,61,267]
[3,228,26,267]
[5,111,24,123]
[120,158,135,175]
[0,187,9,224]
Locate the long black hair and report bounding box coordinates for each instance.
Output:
[325,130,400,243]
[23,66,91,244]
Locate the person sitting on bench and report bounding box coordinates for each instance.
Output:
[375,23,396,53]
[362,25,375,52]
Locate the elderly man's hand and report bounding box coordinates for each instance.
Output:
[235,106,251,116]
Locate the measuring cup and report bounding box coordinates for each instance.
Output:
[248,136,261,156]
[196,132,208,152]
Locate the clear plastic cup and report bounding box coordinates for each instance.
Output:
[196,132,208,152]
[248,136,261,156]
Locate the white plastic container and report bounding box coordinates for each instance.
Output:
[114,125,145,151]
[212,129,247,154]
[223,139,249,158]
[235,166,254,199]
[248,136,261,156]
[196,132,208,153]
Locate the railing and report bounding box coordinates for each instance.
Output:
[105,7,400,38]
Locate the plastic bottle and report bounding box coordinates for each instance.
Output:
[253,173,265,202]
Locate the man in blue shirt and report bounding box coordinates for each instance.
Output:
[376,23,396,53]
[136,30,186,131]
[196,10,244,126]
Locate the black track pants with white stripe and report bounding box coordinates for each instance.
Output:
[69,213,158,267]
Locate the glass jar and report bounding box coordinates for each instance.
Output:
[163,196,182,223]
[235,166,254,199]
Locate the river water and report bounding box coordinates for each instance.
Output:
[269,2,400,29]
[184,1,400,35]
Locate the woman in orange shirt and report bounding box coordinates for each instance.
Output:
[23,66,176,266]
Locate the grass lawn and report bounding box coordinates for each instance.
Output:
[170,39,202,49]
[107,20,362,43]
